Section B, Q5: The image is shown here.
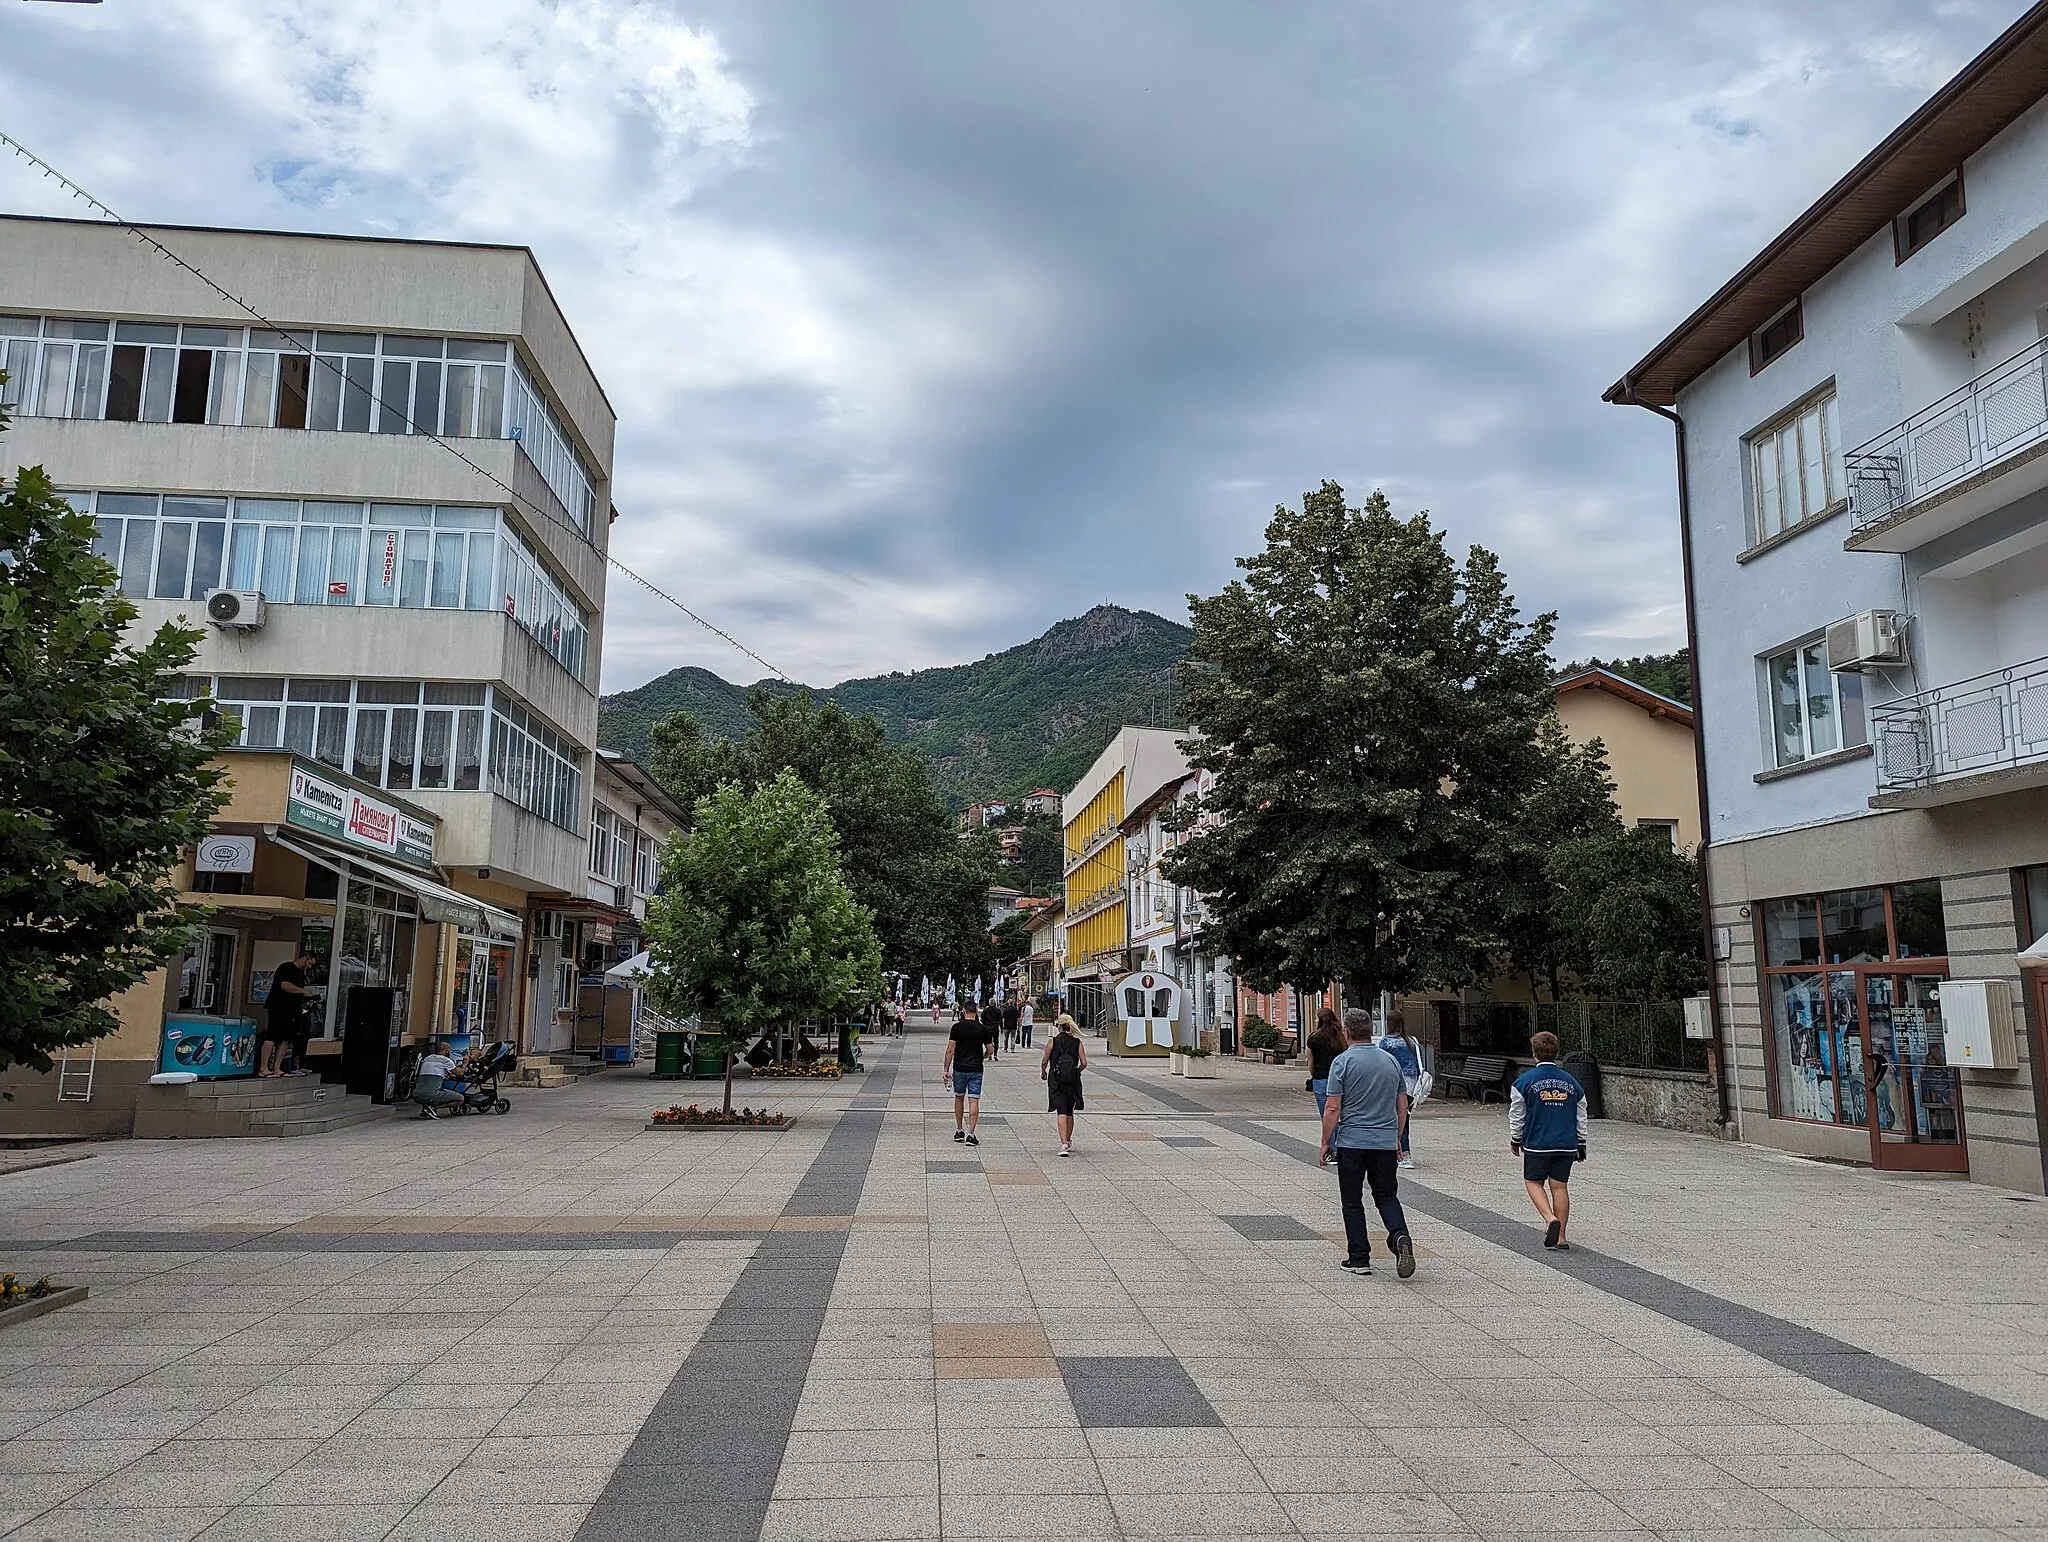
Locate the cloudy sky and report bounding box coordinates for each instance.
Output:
[0,1,2029,690]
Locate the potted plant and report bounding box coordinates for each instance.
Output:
[1179,1042,1217,1079]
[1241,1017,1279,1056]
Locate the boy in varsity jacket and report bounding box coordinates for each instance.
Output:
[1508,1030,1588,1250]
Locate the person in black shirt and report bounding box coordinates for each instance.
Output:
[259,951,317,1078]
[943,1005,988,1146]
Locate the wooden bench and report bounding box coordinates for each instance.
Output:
[1442,1054,1511,1103]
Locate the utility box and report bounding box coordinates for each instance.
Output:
[1683,996,1714,1041]
[1941,979,2018,1070]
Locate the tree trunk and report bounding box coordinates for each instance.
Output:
[722,1050,735,1117]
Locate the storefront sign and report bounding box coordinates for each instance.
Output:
[195,834,256,873]
[286,761,436,867]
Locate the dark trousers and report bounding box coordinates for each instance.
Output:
[1335,1147,1409,1262]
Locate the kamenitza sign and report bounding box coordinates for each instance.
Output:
[286,760,435,867]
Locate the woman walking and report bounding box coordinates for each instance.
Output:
[1041,1013,1088,1157]
[1307,1006,1345,1115]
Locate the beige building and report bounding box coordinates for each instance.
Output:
[0,215,618,1134]
[1553,667,1700,850]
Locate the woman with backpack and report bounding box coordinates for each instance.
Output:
[1040,1013,1088,1157]
[1380,1010,1428,1169]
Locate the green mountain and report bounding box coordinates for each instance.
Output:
[598,604,1193,808]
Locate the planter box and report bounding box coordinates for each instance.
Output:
[644,1116,797,1132]
[1181,1057,1217,1079]
[1169,1052,1188,1076]
[0,1285,87,1330]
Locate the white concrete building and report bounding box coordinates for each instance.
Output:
[0,216,617,1130]
[1608,12,2048,1193]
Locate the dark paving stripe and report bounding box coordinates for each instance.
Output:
[1058,1355,1222,1429]
[1,1230,766,1255]
[1220,1213,1323,1242]
[1158,1135,1216,1149]
[925,1160,983,1175]
[1212,1115,2048,1479]
[573,1057,898,1542]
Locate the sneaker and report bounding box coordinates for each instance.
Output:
[1340,1257,1373,1275]
[1543,1219,1561,1249]
[1397,1156,1414,1169]
[954,1129,966,1142]
[1058,1144,1072,1157]
[1394,1233,1415,1279]
[964,1134,979,1146]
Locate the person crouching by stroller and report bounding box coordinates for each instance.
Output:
[413,1040,469,1118]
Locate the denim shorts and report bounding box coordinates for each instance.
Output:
[951,1071,984,1098]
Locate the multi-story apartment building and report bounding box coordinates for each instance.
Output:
[1608,10,2048,1192]
[0,215,616,1133]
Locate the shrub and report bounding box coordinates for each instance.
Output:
[1241,1018,1279,1051]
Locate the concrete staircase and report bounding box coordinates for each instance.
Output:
[512,1053,611,1089]
[133,1076,388,1138]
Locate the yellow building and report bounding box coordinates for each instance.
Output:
[1553,668,1700,850]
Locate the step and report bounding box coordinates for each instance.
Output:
[184,1081,340,1110]
[253,1107,389,1137]
[245,1089,375,1122]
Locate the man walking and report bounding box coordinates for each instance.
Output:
[1318,1008,1415,1278]
[1510,1031,1589,1250]
[1018,998,1035,1049]
[943,1003,989,1146]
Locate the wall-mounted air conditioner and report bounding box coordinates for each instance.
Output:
[1825,609,1904,672]
[204,589,266,629]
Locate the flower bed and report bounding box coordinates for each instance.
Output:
[0,1275,85,1330]
[750,1063,843,1079]
[648,1104,791,1128]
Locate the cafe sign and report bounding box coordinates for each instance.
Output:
[286,761,435,866]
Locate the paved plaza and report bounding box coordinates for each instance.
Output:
[1,1026,2047,1541]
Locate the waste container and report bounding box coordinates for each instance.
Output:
[1562,1050,1604,1120]
[692,1041,728,1078]
[654,1031,688,1079]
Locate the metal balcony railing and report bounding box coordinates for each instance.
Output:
[1870,654,2048,791]
[1847,334,2048,533]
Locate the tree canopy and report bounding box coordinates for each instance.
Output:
[1548,826,1707,1002]
[0,404,231,1074]
[1489,718,1622,1002]
[1162,481,1568,1003]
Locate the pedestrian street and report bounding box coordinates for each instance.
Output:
[1,1022,2046,1541]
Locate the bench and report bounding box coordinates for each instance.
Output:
[1443,1054,1511,1103]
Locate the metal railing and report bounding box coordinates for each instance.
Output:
[1847,333,2048,533]
[1870,653,2048,792]
[1457,1000,1708,1073]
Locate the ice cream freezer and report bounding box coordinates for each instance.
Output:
[159,1015,259,1078]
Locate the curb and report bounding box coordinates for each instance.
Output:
[0,1285,88,1330]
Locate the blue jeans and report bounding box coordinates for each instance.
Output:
[1312,1078,1329,1115]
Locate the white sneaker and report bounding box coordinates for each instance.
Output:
[1397,1157,1414,1169]
[1058,1144,1072,1157]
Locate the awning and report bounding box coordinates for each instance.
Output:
[267,829,523,942]
[607,950,653,981]
[2021,931,2048,966]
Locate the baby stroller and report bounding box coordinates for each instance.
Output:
[413,1042,516,1119]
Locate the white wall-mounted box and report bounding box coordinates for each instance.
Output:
[1941,979,2019,1070]
[1683,996,1714,1041]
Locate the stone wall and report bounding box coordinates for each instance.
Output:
[1597,1065,1727,1139]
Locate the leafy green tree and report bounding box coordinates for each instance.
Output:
[1163,482,1560,1005]
[642,771,881,1112]
[1562,649,1692,705]
[1490,718,1621,1003]
[650,692,993,980]
[0,402,231,1075]
[992,808,1064,898]
[990,912,1034,971]
[1547,826,1706,1001]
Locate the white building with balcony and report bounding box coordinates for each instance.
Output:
[1608,11,2048,1193]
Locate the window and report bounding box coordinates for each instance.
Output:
[1749,299,1803,374]
[1750,390,1845,542]
[202,676,487,793]
[634,831,658,896]
[1896,171,1964,263]
[1764,637,1867,770]
[489,692,582,832]
[589,804,631,883]
[1637,818,1680,849]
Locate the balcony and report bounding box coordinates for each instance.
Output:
[1869,654,2048,808]
[1846,335,2048,553]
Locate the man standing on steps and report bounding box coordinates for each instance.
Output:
[943,1003,989,1147]
[1318,1008,1415,1278]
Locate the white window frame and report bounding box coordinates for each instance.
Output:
[1762,635,1868,770]
[1749,388,1846,545]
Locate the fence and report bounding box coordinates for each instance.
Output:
[1450,999,1708,1074]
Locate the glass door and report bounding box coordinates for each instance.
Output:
[176,929,239,1013]
[1862,973,1967,1172]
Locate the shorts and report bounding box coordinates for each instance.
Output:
[1522,1150,1575,1184]
[951,1071,984,1098]
[1048,1074,1083,1116]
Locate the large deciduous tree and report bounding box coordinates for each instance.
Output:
[1490,718,1622,1003]
[1162,481,1562,1004]
[1547,827,1707,1002]
[642,771,881,1112]
[0,405,231,1075]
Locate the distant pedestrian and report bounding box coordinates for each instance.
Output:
[944,1004,988,1146]
[1018,1000,1035,1047]
[1041,1013,1087,1157]
[1001,999,1021,1053]
[1379,1013,1424,1168]
[1510,1030,1588,1250]
[258,951,317,1079]
[1318,1008,1415,1278]
[1307,1007,1344,1115]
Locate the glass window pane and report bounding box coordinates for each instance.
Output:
[477,364,505,438]
[1802,643,1838,755]
[190,522,225,596]
[37,344,72,417]
[369,502,432,527]
[456,711,484,790]
[1763,897,1820,966]
[204,349,238,425]
[399,528,430,608]
[1769,648,1804,766]
[288,678,352,703]
[295,525,331,606]
[1821,888,1887,963]
[1838,669,1867,748]
[383,335,444,358]
[424,682,487,707]
[153,522,192,600]
[353,708,386,786]
[259,525,296,602]
[340,355,374,432]
[282,704,315,757]
[418,709,451,789]
[387,708,417,791]
[1769,972,1834,1123]
[464,530,494,610]
[119,520,155,598]
[141,347,176,422]
[227,524,259,589]
[1798,407,1825,521]
[432,505,497,529]
[242,351,276,427]
[305,500,363,524]
[91,517,120,563]
[235,498,299,522]
[278,353,310,429]
[315,706,348,770]
[327,527,360,604]
[1892,881,1948,958]
[1823,393,1845,506]
[308,354,343,430]
[365,529,399,606]
[72,344,107,419]
[217,676,285,700]
[443,363,477,437]
[414,361,441,434]
[245,704,281,749]
[0,337,36,408]
[430,531,465,608]
[315,332,374,355]
[378,359,411,434]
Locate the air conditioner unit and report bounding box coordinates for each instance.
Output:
[1941,979,2018,1070]
[204,589,266,629]
[1824,609,1904,672]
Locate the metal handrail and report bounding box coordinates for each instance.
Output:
[1847,333,2048,532]
[1869,653,2048,790]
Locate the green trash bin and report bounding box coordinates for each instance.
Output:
[692,1041,728,1078]
[654,1031,687,1079]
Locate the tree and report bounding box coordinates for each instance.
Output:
[642,771,881,1112]
[1490,718,1621,1003]
[1547,826,1706,1001]
[1162,482,1561,1005]
[0,401,232,1076]
[1562,649,1692,705]
[990,912,1034,972]
[650,692,993,980]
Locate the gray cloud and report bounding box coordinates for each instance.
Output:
[0,0,2028,688]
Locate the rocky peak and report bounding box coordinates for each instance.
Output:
[1034,604,1150,666]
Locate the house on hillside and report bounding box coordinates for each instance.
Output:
[1022,788,1063,817]
[1553,667,1700,849]
[1607,5,2048,1192]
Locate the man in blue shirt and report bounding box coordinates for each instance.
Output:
[1508,1030,1589,1250]
[1319,1008,1415,1278]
